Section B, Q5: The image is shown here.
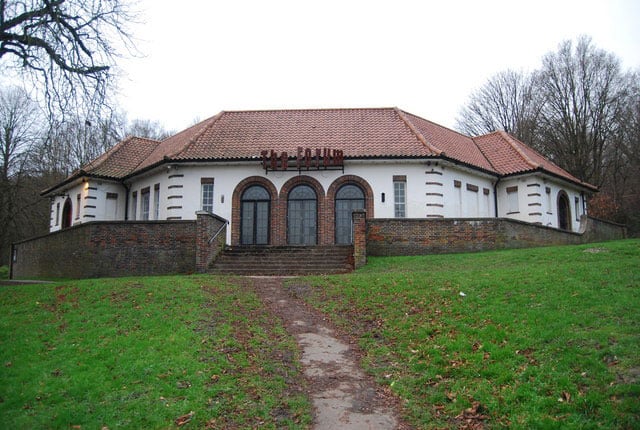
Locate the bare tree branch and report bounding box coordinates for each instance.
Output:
[0,0,138,118]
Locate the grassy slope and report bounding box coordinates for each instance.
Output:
[1,241,638,429]
[0,276,310,429]
[298,240,639,428]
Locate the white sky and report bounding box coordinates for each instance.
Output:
[117,0,640,133]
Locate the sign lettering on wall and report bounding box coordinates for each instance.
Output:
[261,147,344,173]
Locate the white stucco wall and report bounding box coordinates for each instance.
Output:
[48,179,125,232]
[496,174,586,231]
[48,159,589,238]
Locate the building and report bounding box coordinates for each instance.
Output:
[42,107,597,246]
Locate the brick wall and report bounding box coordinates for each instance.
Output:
[352,209,367,268]
[11,220,198,279]
[195,211,228,272]
[365,216,627,256]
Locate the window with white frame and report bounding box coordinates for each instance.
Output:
[393,176,406,218]
[201,178,214,212]
[506,186,519,213]
[575,197,580,221]
[153,184,160,219]
[141,187,150,220]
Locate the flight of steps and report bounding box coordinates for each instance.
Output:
[209,245,354,275]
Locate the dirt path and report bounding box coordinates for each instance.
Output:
[247,276,409,430]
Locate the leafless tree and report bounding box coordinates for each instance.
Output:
[456,69,542,146]
[0,0,137,116]
[536,36,634,187]
[0,86,48,264]
[456,37,639,234]
[124,117,172,141]
[0,86,41,180]
[36,109,125,176]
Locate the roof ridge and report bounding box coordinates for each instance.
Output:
[223,107,397,114]
[126,137,164,173]
[82,135,139,173]
[401,110,475,139]
[394,108,443,155]
[470,134,500,173]
[165,112,226,160]
[496,130,539,169]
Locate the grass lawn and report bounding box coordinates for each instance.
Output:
[0,275,311,429]
[295,239,640,428]
[1,240,638,429]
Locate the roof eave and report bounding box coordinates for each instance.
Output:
[41,171,124,197]
[501,167,598,192]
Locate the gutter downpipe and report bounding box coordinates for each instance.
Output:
[123,182,131,221]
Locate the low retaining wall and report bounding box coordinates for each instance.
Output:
[10,212,227,280]
[10,213,624,279]
[366,215,627,256]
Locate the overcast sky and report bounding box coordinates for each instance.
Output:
[117,0,640,133]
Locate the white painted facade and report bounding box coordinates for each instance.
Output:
[48,157,589,242]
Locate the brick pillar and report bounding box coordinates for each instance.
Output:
[352,209,367,269]
[196,211,228,272]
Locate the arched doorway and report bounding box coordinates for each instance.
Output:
[335,184,365,244]
[61,197,73,229]
[240,185,270,245]
[288,184,317,245]
[557,192,571,231]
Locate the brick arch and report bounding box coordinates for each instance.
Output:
[327,175,375,244]
[279,176,328,245]
[231,176,278,245]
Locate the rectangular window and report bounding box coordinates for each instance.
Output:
[154,184,160,220]
[141,187,150,220]
[131,191,138,220]
[575,197,580,221]
[201,178,214,212]
[507,186,519,213]
[546,187,552,213]
[76,194,81,219]
[56,202,60,226]
[393,176,406,218]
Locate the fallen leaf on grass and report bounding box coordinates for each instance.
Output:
[558,391,571,403]
[175,411,195,427]
[176,380,192,389]
[454,401,489,429]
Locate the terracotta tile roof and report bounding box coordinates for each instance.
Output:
[136,108,438,171]
[45,108,595,193]
[473,131,596,189]
[401,111,495,172]
[82,136,161,178]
